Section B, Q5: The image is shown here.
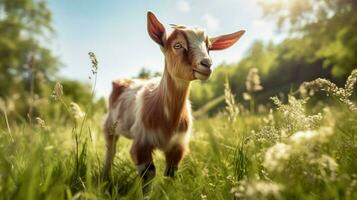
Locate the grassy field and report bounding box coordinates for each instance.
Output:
[1,0,357,199]
[1,88,357,200]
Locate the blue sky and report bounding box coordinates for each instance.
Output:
[48,0,280,97]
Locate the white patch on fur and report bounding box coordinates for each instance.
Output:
[185,28,209,65]
[104,75,193,152]
[129,79,170,149]
[166,100,192,150]
[130,83,192,150]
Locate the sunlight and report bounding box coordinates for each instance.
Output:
[257,0,291,8]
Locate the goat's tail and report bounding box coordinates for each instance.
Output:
[108,79,133,109]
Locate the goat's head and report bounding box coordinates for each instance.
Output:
[147,11,245,81]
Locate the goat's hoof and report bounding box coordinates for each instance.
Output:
[142,182,153,197]
[164,166,178,178]
[140,163,156,196]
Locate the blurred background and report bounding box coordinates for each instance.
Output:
[0,0,356,120]
[0,1,356,199]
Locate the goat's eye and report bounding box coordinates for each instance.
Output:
[174,43,182,49]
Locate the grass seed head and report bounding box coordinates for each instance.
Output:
[35,117,49,130]
[301,68,357,111]
[88,52,98,76]
[51,82,63,100]
[70,102,85,120]
[224,80,239,122]
[245,68,263,93]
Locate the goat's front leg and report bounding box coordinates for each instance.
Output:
[164,143,186,177]
[130,141,155,195]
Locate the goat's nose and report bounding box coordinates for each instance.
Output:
[200,58,212,68]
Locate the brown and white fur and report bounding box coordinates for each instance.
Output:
[103,11,245,191]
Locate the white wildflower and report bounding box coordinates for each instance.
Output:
[290,130,316,142]
[310,154,338,180]
[346,174,357,198]
[232,180,283,200]
[263,143,292,172]
[299,84,308,97]
[200,194,207,200]
[254,126,279,144]
[318,155,338,173]
[289,127,333,145]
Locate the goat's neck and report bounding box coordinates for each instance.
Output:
[157,62,190,122]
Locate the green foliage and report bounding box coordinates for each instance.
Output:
[260,0,357,77]
[136,68,161,79]
[188,0,357,114]
[0,0,103,122]
[0,0,58,96]
[190,37,354,113]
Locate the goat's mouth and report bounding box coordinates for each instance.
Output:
[193,66,211,80]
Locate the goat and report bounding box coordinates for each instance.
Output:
[103,11,245,193]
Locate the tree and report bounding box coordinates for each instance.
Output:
[260,0,357,77]
[136,67,162,79]
[137,68,151,79]
[0,0,59,118]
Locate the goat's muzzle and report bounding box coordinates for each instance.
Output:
[193,64,212,81]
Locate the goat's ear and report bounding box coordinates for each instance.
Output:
[147,11,167,47]
[209,30,245,51]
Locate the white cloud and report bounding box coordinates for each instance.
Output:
[203,14,220,32]
[176,0,191,13]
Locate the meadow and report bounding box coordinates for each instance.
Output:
[0,69,356,200]
[1,0,357,199]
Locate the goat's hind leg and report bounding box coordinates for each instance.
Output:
[103,120,119,179]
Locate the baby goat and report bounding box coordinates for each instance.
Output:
[103,11,245,192]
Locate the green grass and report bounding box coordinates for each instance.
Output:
[0,97,357,199]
